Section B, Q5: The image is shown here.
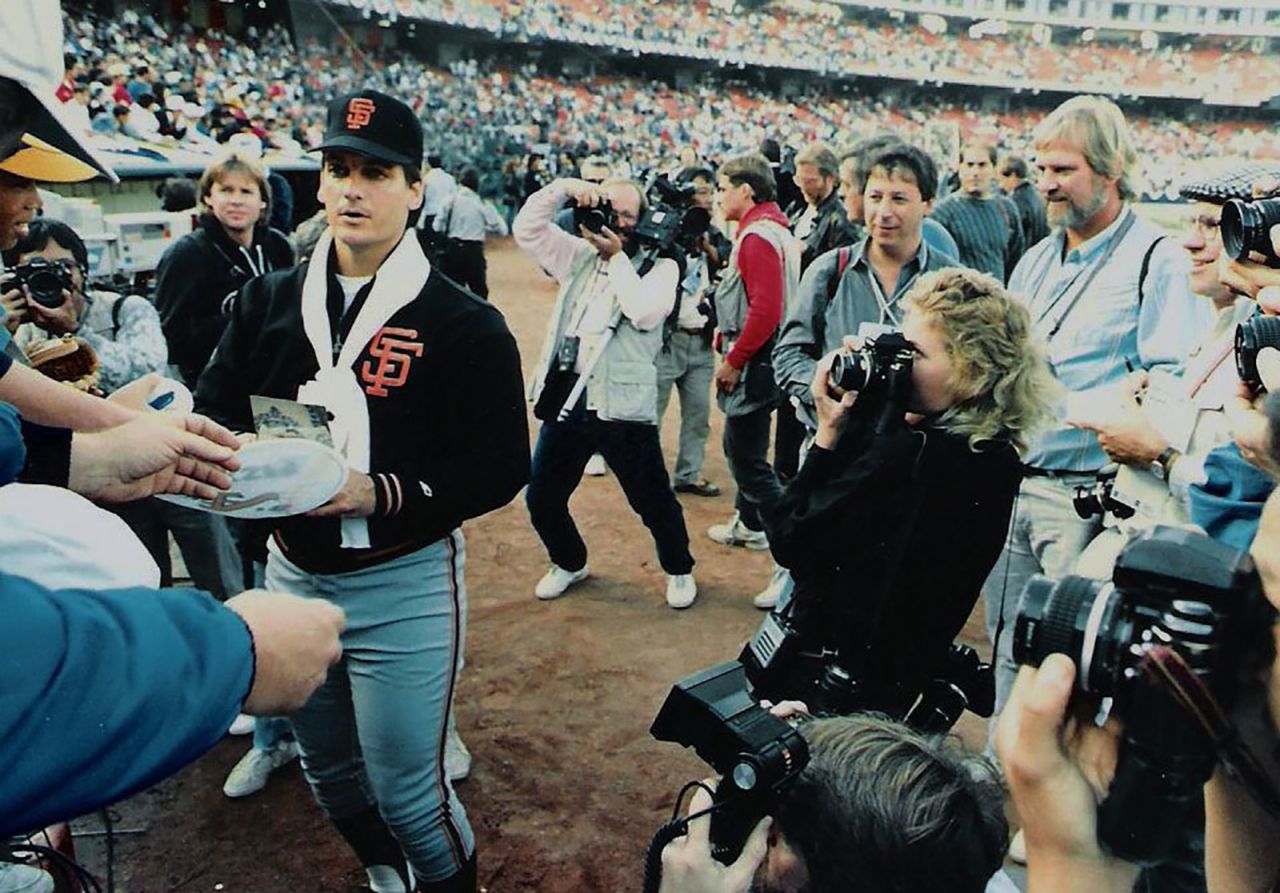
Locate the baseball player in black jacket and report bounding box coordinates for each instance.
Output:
[196,89,528,893]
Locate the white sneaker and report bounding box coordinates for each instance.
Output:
[753,566,792,610]
[665,573,698,609]
[445,726,472,782]
[534,564,590,600]
[584,453,608,476]
[222,740,299,798]
[707,512,769,550]
[1008,828,1027,865]
[0,863,53,893]
[227,712,255,736]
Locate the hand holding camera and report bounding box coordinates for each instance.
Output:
[0,273,27,333]
[996,655,1139,893]
[562,178,624,257]
[811,350,858,450]
[1216,196,1280,298]
[0,258,77,334]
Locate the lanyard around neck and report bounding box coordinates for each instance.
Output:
[1031,210,1136,339]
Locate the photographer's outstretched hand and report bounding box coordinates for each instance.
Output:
[659,785,770,893]
[995,655,1138,893]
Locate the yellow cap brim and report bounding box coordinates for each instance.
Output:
[0,87,118,183]
[0,133,100,182]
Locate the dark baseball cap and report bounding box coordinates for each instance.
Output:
[315,89,422,169]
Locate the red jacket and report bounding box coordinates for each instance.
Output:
[724,201,788,370]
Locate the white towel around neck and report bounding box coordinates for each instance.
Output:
[296,228,431,547]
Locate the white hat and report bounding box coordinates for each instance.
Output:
[0,1,117,182]
[0,484,160,590]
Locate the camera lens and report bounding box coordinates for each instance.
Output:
[24,269,68,308]
[1235,314,1280,393]
[1221,197,1280,264]
[1072,484,1104,520]
[828,350,871,393]
[1013,575,1125,695]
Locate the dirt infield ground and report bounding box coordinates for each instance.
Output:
[77,237,1001,892]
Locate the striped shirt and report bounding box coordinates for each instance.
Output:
[930,193,1024,284]
[1012,205,1214,472]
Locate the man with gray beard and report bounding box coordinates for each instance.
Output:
[981,96,1212,722]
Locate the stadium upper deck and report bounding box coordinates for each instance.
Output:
[325,0,1280,107]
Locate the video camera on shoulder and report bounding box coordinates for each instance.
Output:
[2,258,74,309]
[1013,526,1275,865]
[646,660,809,891]
[828,331,915,434]
[633,173,712,258]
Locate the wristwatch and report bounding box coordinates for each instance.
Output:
[1151,446,1181,482]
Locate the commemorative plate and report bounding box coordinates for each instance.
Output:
[158,437,347,519]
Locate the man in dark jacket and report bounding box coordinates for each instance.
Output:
[788,141,859,273]
[197,89,529,893]
[999,153,1049,249]
[153,152,294,387]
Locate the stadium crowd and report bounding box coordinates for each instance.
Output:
[337,0,1280,105]
[58,3,1280,205]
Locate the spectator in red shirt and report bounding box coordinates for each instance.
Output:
[708,153,801,556]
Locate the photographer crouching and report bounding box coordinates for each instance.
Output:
[744,268,1057,720]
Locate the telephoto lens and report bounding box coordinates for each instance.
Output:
[1221,197,1280,266]
[1235,314,1280,393]
[1011,526,1271,866]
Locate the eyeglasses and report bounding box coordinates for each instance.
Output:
[1187,214,1221,235]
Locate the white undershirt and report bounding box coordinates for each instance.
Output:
[335,274,373,314]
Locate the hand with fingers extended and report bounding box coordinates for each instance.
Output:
[67,414,242,503]
[659,784,772,893]
[995,655,1139,893]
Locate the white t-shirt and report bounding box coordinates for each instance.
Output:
[335,274,374,315]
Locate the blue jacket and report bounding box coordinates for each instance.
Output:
[0,573,254,834]
[1188,442,1276,551]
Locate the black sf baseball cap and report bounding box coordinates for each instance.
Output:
[316,89,423,168]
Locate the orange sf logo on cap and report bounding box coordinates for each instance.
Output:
[346,97,375,130]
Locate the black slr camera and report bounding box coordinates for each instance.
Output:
[1072,465,1136,520]
[828,331,915,434]
[1235,313,1280,394]
[1222,197,1280,267]
[1014,526,1274,864]
[4,258,74,309]
[633,173,712,258]
[647,660,809,889]
[572,196,617,235]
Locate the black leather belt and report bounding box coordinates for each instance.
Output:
[677,327,705,335]
[1022,466,1100,480]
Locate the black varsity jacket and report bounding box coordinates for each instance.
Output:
[195,259,530,574]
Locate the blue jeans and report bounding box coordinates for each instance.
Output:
[266,533,473,885]
[982,475,1101,715]
[526,411,694,575]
